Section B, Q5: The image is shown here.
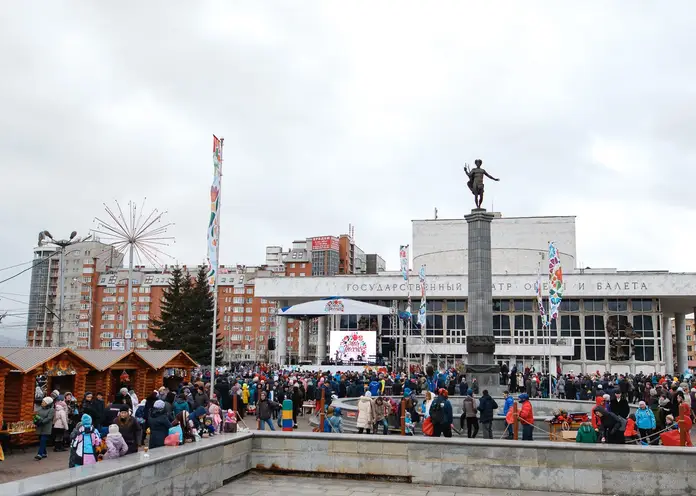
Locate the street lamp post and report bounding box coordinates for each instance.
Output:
[38,231,90,347]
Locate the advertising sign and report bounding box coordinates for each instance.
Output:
[329,330,376,362]
[111,339,125,351]
[311,236,339,251]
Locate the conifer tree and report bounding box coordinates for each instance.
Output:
[182,265,223,365]
[148,266,187,350]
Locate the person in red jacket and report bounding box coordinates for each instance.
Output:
[624,414,638,443]
[591,394,606,435]
[518,393,534,440]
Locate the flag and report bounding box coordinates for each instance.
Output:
[548,242,563,320]
[399,245,411,317]
[535,266,547,328]
[417,264,426,327]
[207,135,222,286]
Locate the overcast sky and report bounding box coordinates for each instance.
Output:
[1,2,695,342]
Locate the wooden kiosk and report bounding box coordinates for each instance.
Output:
[73,350,153,402]
[0,347,93,445]
[136,350,197,394]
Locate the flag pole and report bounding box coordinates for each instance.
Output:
[210,137,223,381]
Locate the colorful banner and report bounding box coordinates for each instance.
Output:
[417,264,426,327]
[400,245,411,316]
[548,242,563,320]
[207,135,222,286]
[535,266,547,329]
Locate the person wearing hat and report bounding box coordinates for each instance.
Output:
[148,400,172,449]
[34,397,55,460]
[518,393,534,441]
[116,404,141,454]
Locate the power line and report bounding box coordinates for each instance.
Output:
[0,259,37,273]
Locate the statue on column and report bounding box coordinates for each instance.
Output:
[464,159,500,209]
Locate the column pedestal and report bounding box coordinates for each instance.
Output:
[464,209,500,392]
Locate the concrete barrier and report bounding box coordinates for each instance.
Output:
[2,430,693,496]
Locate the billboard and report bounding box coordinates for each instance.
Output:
[329,330,376,362]
[311,236,339,251]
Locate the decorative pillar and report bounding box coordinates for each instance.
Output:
[675,313,688,375]
[663,313,674,375]
[317,316,328,365]
[299,320,309,362]
[0,368,9,420]
[277,300,288,365]
[104,371,113,401]
[135,369,148,401]
[464,209,500,390]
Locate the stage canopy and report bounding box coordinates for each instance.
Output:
[278,297,391,317]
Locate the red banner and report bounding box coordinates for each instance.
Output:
[311,236,339,251]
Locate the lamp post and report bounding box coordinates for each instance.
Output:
[38,231,90,347]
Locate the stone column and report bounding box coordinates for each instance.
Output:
[464,209,500,390]
[277,300,288,365]
[299,320,310,362]
[662,313,674,375]
[317,316,328,365]
[675,312,688,374]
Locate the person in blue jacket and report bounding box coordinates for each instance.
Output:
[500,391,514,439]
[368,376,381,397]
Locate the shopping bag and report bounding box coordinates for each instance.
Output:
[164,434,180,446]
[422,417,434,436]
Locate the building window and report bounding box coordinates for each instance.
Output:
[446,300,466,313]
[426,300,443,313]
[631,299,653,312]
[607,299,628,312]
[584,315,606,361]
[493,299,510,312]
[560,299,580,312]
[246,288,253,294]
[513,315,534,344]
[583,299,604,312]
[633,315,655,361]
[493,315,511,344]
[513,300,534,312]
[560,315,582,360]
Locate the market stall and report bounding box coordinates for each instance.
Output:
[73,349,154,401]
[137,350,197,393]
[0,347,93,445]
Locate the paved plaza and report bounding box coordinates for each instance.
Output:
[212,472,598,496]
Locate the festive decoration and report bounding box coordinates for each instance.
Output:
[399,245,411,317]
[337,333,369,361]
[164,368,187,378]
[535,266,547,329]
[119,370,130,384]
[417,264,426,327]
[207,135,223,287]
[44,359,77,377]
[548,242,563,320]
[324,300,345,313]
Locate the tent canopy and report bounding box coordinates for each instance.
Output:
[279,297,390,317]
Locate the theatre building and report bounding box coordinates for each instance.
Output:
[255,214,696,375]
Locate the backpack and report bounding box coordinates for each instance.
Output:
[429,399,445,425]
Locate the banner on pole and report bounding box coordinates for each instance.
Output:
[207,135,222,286]
[417,264,426,327]
[535,266,547,329]
[548,242,563,320]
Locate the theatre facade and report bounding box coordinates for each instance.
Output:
[255,215,696,375]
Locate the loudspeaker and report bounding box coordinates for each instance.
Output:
[267,338,275,351]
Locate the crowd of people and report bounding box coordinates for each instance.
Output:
[23,364,696,467]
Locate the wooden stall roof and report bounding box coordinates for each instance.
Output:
[136,350,197,370]
[0,353,22,371]
[72,350,135,371]
[0,347,93,373]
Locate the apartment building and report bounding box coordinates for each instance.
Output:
[26,240,123,348]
